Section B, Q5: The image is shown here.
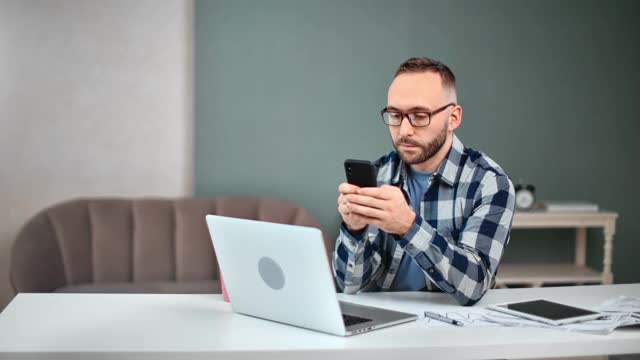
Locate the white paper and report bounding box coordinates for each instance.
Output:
[478,297,640,335]
[597,296,640,314]
[418,309,506,328]
[418,296,640,334]
[480,311,639,335]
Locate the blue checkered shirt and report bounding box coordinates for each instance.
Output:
[333,135,515,306]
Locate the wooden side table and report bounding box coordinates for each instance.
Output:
[496,210,618,287]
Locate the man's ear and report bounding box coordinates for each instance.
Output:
[448,105,462,131]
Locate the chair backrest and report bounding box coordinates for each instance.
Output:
[10,197,330,293]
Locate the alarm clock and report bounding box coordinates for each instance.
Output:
[514,183,536,211]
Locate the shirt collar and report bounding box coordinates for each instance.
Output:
[391,134,465,188]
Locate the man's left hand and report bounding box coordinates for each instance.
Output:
[344,185,416,237]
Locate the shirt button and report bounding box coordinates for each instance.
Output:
[428,268,435,273]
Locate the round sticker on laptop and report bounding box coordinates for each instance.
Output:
[258,257,285,290]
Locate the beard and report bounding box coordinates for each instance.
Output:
[393,122,448,165]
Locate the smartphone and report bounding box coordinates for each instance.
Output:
[344,159,378,188]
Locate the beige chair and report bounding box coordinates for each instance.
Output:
[10,197,330,294]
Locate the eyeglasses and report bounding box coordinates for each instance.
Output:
[381,102,456,127]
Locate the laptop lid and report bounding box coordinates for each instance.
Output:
[205,215,347,336]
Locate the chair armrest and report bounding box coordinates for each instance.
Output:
[11,211,67,293]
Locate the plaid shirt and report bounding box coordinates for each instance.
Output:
[333,135,515,306]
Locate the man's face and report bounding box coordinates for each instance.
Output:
[387,71,452,166]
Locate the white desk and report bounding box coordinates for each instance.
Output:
[0,284,639,360]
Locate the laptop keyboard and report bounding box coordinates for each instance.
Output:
[342,314,373,326]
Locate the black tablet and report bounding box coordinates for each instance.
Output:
[489,299,602,326]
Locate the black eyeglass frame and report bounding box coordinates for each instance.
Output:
[380,102,456,127]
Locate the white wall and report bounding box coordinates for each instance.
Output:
[0,0,193,310]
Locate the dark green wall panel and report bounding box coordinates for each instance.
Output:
[195,0,640,283]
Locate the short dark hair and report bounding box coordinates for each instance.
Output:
[394,57,456,92]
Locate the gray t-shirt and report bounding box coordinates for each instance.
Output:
[390,167,432,291]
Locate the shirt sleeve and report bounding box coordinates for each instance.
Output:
[397,172,515,306]
[332,153,392,293]
[332,223,386,294]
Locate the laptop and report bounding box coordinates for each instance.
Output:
[205,215,417,336]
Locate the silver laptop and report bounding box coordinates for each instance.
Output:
[205,215,417,336]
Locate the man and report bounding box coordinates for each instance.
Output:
[333,57,515,306]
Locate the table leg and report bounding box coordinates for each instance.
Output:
[602,222,615,284]
[573,227,587,286]
[575,227,586,267]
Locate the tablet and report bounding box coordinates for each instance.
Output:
[488,299,603,326]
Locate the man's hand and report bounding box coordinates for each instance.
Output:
[339,184,416,237]
[337,183,369,233]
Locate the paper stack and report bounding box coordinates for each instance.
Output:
[479,296,640,335]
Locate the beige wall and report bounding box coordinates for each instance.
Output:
[0,0,193,310]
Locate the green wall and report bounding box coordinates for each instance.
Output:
[195,0,640,283]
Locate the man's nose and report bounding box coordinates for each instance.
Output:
[398,115,414,137]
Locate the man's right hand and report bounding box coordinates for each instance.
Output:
[337,182,369,233]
